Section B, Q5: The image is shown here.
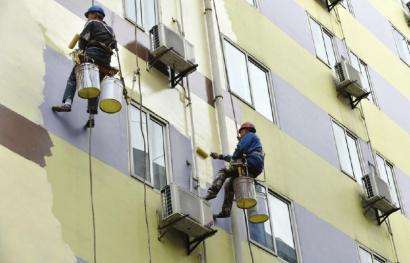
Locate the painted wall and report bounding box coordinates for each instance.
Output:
[0,0,409,262]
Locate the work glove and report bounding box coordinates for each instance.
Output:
[210,152,221,159]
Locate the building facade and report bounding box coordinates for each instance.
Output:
[1,0,410,262]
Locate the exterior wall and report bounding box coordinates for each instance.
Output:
[0,0,409,262]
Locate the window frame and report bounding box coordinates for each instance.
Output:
[374,152,403,212]
[339,0,355,15]
[128,103,171,190]
[391,25,410,66]
[245,0,259,8]
[247,184,301,263]
[331,119,364,181]
[357,245,387,263]
[221,37,278,123]
[123,0,159,32]
[348,51,378,105]
[307,16,338,68]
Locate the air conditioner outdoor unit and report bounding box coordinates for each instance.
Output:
[362,173,398,213]
[149,24,196,73]
[160,184,214,238]
[335,60,367,98]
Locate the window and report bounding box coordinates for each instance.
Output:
[340,0,354,14]
[223,39,275,122]
[332,121,363,180]
[392,27,410,65]
[358,247,386,263]
[124,0,157,32]
[349,52,375,103]
[248,185,298,263]
[309,17,337,67]
[245,0,257,7]
[130,106,168,190]
[375,154,400,208]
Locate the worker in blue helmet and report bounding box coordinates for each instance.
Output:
[52,5,117,128]
[205,122,265,218]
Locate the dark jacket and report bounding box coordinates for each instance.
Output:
[229,132,264,176]
[79,20,117,65]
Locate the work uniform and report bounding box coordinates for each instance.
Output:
[62,19,117,114]
[208,132,264,216]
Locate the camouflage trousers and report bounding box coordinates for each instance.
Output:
[208,167,257,216]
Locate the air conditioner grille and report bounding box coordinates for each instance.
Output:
[335,62,345,82]
[363,175,374,198]
[161,185,173,218]
[150,25,161,50]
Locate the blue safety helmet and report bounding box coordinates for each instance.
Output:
[85,5,105,18]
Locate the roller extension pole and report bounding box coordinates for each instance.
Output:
[203,1,243,262]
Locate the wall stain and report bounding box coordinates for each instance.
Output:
[0,104,53,167]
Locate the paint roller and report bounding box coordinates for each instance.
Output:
[196,147,209,159]
[68,34,80,49]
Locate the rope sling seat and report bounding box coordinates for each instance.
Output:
[73,51,123,114]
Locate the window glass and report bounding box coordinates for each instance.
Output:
[249,186,298,262]
[124,0,156,31]
[224,41,252,104]
[249,186,274,250]
[269,195,297,263]
[359,248,373,263]
[245,0,256,6]
[349,52,361,72]
[346,134,363,180]
[130,106,167,189]
[142,0,157,32]
[130,107,149,181]
[310,19,328,64]
[248,61,273,121]
[323,31,336,67]
[385,163,399,206]
[149,119,167,190]
[393,28,410,65]
[332,122,354,176]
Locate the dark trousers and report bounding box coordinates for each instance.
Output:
[62,47,111,114]
[208,166,258,215]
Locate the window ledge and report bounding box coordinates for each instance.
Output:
[249,240,277,257]
[131,173,162,194]
[316,56,334,70]
[124,17,149,35]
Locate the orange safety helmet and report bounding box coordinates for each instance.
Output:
[239,122,256,133]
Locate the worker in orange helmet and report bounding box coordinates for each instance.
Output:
[205,122,265,218]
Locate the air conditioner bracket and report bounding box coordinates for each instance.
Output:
[326,0,343,11]
[170,64,198,89]
[348,92,370,109]
[186,228,217,255]
[363,196,401,225]
[158,214,189,241]
[148,47,174,71]
[157,212,217,255]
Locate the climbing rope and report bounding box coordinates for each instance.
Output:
[131,0,152,262]
[88,114,97,263]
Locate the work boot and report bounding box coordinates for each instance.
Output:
[52,104,71,112]
[85,115,95,128]
[213,210,231,219]
[204,192,217,201]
